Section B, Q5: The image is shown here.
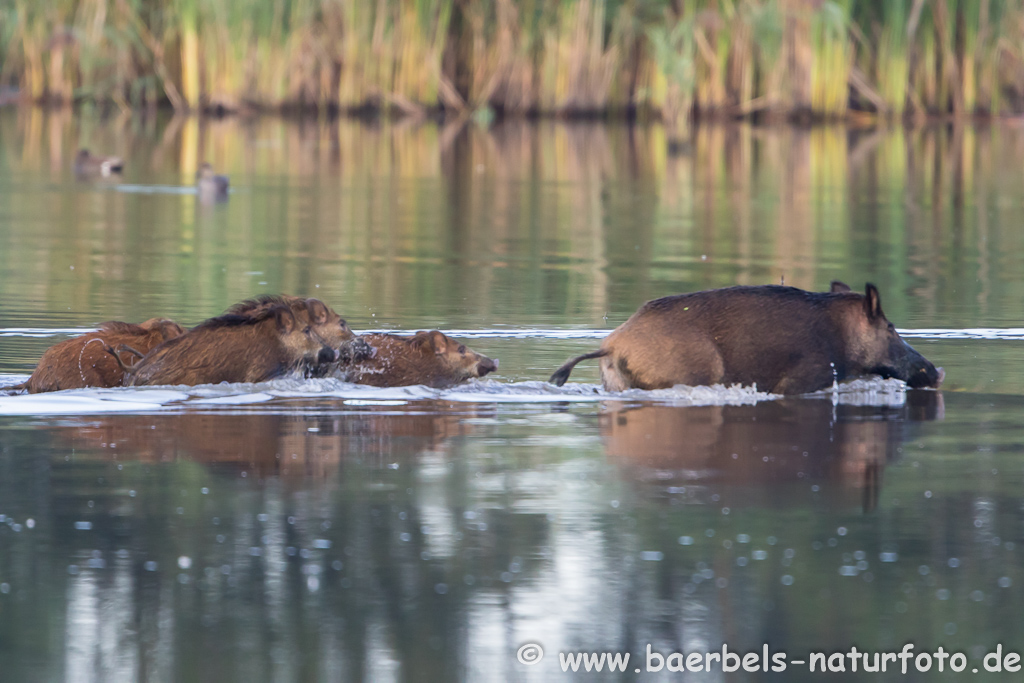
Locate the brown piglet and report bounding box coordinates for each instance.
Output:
[339,331,498,388]
[13,318,185,393]
[124,300,338,387]
[225,295,372,368]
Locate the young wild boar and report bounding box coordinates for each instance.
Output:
[340,331,498,388]
[550,283,943,395]
[14,318,185,393]
[224,295,375,372]
[124,303,338,386]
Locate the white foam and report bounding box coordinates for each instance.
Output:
[0,377,782,415]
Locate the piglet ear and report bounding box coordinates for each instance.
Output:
[830,280,851,293]
[159,320,185,340]
[274,306,296,334]
[864,283,883,319]
[429,331,448,354]
[305,299,329,325]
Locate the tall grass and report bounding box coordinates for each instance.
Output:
[4,0,1024,124]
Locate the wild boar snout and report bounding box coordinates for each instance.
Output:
[477,357,498,377]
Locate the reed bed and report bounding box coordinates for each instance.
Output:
[4,0,1024,127]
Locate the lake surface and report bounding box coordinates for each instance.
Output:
[1,111,1024,681]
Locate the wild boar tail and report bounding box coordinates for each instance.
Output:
[1,382,27,394]
[548,349,609,387]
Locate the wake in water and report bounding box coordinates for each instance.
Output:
[0,373,921,416]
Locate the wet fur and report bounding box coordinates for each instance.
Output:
[227,294,356,353]
[339,331,498,388]
[17,318,184,393]
[126,304,335,386]
[550,284,941,395]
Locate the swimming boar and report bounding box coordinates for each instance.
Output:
[224,295,375,373]
[549,283,943,395]
[124,303,338,386]
[339,331,498,388]
[14,318,184,393]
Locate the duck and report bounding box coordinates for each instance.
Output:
[196,162,230,203]
[74,149,124,177]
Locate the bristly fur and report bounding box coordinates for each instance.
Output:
[98,321,147,334]
[224,294,295,316]
[193,306,284,331]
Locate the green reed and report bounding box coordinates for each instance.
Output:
[2,0,1024,121]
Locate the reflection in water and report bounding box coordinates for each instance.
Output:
[601,392,945,512]
[8,393,1017,683]
[3,113,1024,335]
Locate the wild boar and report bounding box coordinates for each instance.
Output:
[124,303,338,386]
[550,283,943,395]
[339,331,498,388]
[224,295,374,372]
[14,318,184,393]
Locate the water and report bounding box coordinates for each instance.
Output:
[1,111,1024,681]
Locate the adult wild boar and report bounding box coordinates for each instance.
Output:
[12,318,184,393]
[549,283,943,395]
[123,302,338,386]
[339,331,498,388]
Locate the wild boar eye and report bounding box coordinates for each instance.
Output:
[458,345,466,354]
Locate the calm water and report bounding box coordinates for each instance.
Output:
[1,111,1024,681]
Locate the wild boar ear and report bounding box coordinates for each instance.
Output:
[830,280,851,293]
[160,321,185,340]
[274,307,296,334]
[306,299,329,324]
[864,283,883,319]
[429,331,448,354]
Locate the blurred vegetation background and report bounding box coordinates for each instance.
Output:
[3,1,1024,134]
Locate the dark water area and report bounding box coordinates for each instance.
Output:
[1,111,1024,681]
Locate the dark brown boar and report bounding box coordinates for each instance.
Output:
[15,318,185,393]
[550,283,943,395]
[340,331,498,388]
[125,303,338,386]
